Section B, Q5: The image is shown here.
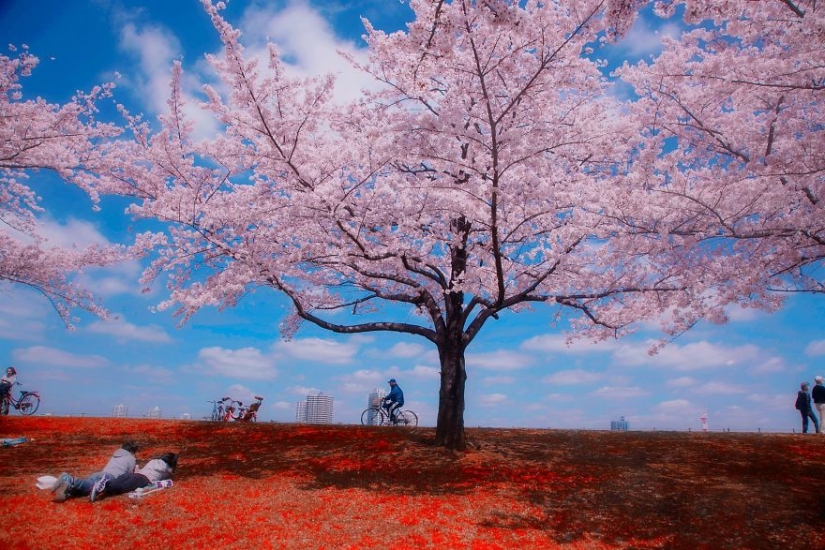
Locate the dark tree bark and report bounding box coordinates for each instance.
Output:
[434,332,468,450]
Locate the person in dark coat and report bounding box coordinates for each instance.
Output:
[797,382,819,434]
[383,379,404,424]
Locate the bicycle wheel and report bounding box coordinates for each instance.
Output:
[360,407,385,426]
[397,410,418,429]
[18,394,40,416]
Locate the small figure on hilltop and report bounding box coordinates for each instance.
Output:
[383,379,404,424]
[52,441,140,502]
[796,382,819,434]
[0,366,17,402]
[92,452,178,501]
[812,376,825,435]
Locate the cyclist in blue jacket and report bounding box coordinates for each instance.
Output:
[383,379,404,423]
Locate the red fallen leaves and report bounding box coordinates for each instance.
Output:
[1,417,824,549]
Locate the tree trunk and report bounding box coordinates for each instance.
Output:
[434,334,468,451]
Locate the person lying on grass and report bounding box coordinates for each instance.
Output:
[91,452,177,502]
[53,441,139,503]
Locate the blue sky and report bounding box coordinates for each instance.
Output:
[1,0,823,431]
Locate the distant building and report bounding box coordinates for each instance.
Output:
[364,388,386,425]
[295,393,334,424]
[112,404,128,418]
[180,413,191,420]
[610,416,629,431]
[148,406,162,419]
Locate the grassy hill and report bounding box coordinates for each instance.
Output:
[1,416,823,549]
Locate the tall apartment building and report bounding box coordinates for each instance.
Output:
[295,400,307,423]
[295,393,334,424]
[364,388,386,426]
[610,415,629,431]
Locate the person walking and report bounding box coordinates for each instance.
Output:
[52,441,140,502]
[796,382,820,434]
[813,376,825,434]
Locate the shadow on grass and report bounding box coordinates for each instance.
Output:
[5,417,825,549]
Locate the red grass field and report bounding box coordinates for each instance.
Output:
[1,416,823,549]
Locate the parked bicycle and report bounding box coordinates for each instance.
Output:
[0,382,40,416]
[207,397,231,421]
[211,396,264,422]
[237,396,263,422]
[360,404,418,429]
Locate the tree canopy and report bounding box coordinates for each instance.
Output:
[3,0,822,448]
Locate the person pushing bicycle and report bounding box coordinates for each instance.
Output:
[383,378,404,424]
[0,366,17,401]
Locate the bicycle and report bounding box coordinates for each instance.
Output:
[0,382,41,416]
[206,397,230,421]
[360,404,418,429]
[222,396,264,422]
[237,396,263,422]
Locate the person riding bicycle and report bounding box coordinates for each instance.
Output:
[0,366,17,401]
[383,379,404,424]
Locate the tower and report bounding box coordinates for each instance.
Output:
[365,388,386,425]
[296,393,334,424]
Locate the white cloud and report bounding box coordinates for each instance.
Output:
[655,399,692,412]
[750,357,787,375]
[239,2,376,104]
[408,365,440,380]
[79,261,146,298]
[806,340,825,356]
[118,22,181,116]
[694,381,747,395]
[466,349,533,371]
[274,337,360,365]
[287,385,322,396]
[478,393,510,407]
[86,316,173,343]
[122,363,174,379]
[666,377,696,388]
[12,346,110,368]
[481,375,516,386]
[725,304,761,322]
[387,341,427,358]
[747,393,794,411]
[592,386,649,398]
[614,18,682,58]
[197,346,278,380]
[117,19,219,140]
[542,369,601,385]
[613,340,760,371]
[521,334,619,354]
[39,218,111,248]
[0,289,49,341]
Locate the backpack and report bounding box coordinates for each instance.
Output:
[796,392,805,411]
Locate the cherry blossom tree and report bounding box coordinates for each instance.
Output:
[617,0,825,298]
[106,0,758,450]
[0,47,128,325]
